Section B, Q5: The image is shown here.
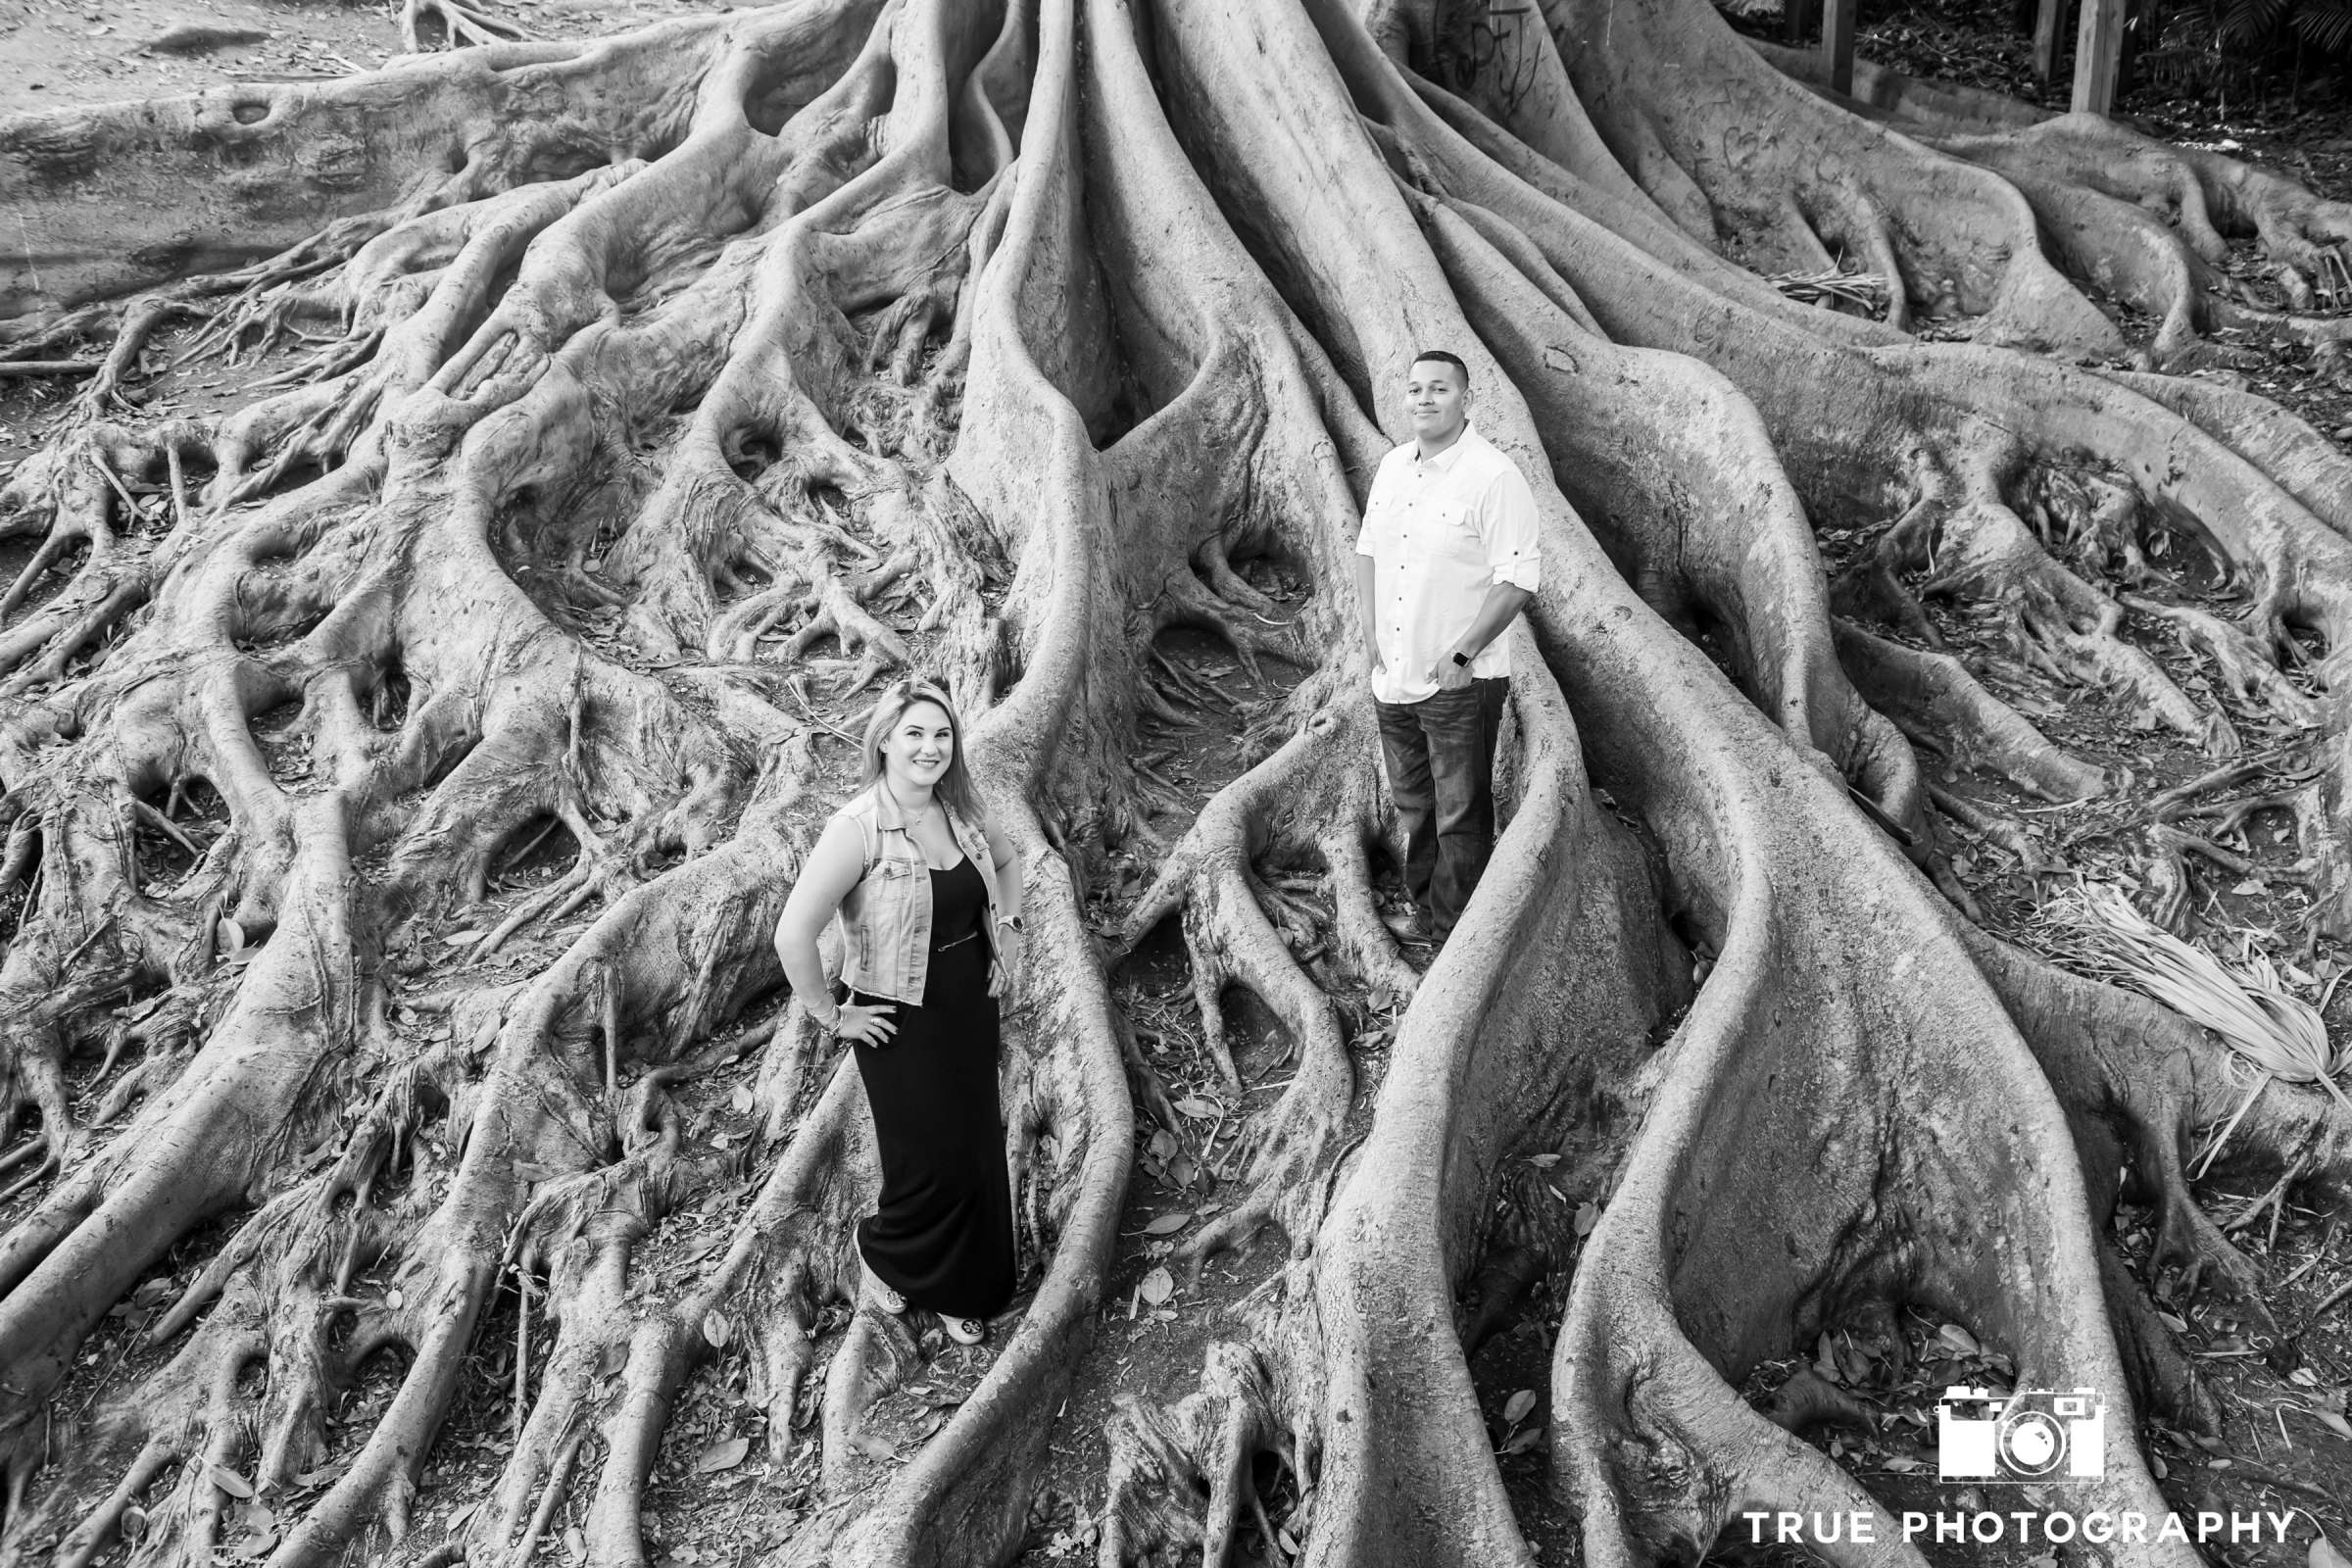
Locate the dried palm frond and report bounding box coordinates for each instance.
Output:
[1764,268,1892,312]
[2043,882,2350,1168]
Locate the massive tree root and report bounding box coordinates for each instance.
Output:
[6,0,2352,1560]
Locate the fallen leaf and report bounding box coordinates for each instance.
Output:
[1526,1153,1561,1168]
[1138,1267,1174,1306]
[1502,1389,1538,1425]
[386,1288,404,1310]
[1142,1214,1190,1236]
[447,1500,479,1533]
[2317,1408,2352,1441]
[703,1309,732,1348]
[1574,1201,1600,1237]
[1173,1097,1220,1119]
[1936,1323,1981,1356]
[695,1436,750,1474]
[209,1463,255,1498]
[445,929,484,946]
[2312,1535,2352,1568]
[1499,1425,1542,1455]
[1146,1130,1178,1162]
[121,1505,147,1541]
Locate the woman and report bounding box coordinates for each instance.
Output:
[775,677,1025,1346]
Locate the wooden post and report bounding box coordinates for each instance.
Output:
[1823,0,1856,94]
[2033,0,2068,84]
[2072,0,2126,114]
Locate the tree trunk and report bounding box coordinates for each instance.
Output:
[2,0,2351,1562]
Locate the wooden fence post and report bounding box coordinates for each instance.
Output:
[2072,0,2126,113]
[1823,0,1857,94]
[2033,0,2068,84]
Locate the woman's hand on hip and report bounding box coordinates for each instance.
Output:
[835,1001,897,1046]
[988,930,1025,998]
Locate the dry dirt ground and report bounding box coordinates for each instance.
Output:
[8,1,2352,1565]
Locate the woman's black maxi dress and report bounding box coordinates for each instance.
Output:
[845,854,1017,1318]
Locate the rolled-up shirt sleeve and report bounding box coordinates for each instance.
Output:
[1481,466,1542,593]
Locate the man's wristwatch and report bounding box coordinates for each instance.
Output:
[1450,650,1471,668]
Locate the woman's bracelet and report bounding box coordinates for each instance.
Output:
[810,999,842,1032]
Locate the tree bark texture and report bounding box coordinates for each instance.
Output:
[2,0,2352,1562]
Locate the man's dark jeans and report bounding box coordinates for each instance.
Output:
[1375,678,1508,940]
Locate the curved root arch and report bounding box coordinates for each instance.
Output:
[1,0,2351,1562]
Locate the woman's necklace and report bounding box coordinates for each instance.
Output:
[886,781,949,864]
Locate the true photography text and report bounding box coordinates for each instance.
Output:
[1743,1509,2300,1548]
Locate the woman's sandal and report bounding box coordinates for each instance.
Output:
[868,1277,906,1316]
[943,1315,987,1346]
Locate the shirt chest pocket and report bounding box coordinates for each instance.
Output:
[1358,493,1404,559]
[1407,498,1486,569]
[859,854,922,913]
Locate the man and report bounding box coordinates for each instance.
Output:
[1354,350,1541,945]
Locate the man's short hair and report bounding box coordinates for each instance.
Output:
[1410,350,1469,387]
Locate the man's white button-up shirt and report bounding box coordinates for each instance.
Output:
[1353,420,1543,705]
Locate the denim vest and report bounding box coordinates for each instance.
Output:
[835,782,1007,1005]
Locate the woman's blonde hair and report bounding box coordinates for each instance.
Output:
[859,676,981,822]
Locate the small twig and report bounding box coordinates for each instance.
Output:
[63,910,117,968]
[505,1427,584,1568]
[602,976,620,1100]
[2275,1219,2338,1291]
[497,815,562,879]
[513,1266,531,1435]
[2150,754,2281,819]
[131,799,203,859]
[2295,1272,2352,1336]
[165,442,189,533]
[87,451,142,521]
[779,679,858,742]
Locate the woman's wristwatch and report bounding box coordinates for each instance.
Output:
[997,913,1025,934]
